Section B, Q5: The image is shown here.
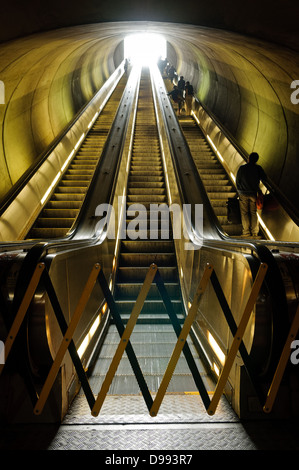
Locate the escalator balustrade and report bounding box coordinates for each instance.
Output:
[178,115,242,236]
[26,76,128,239]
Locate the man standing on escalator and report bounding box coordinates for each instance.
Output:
[236,152,267,238]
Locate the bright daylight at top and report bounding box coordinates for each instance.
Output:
[124,33,167,66]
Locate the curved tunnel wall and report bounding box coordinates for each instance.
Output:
[0,22,299,223]
[0,28,122,203]
[167,28,299,222]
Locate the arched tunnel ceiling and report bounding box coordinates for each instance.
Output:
[1,0,299,52]
[0,7,299,223]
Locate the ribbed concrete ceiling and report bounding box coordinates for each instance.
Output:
[1,0,299,52]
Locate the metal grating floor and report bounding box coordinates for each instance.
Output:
[2,393,298,450]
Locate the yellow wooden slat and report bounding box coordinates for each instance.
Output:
[0,263,45,376]
[34,263,101,415]
[91,263,158,417]
[150,264,213,417]
[207,263,268,415]
[263,301,299,413]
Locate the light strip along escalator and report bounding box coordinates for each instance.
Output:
[26,75,128,240]
[87,67,210,397]
[178,115,242,237]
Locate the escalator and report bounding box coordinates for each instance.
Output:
[178,116,242,237]
[26,75,128,240]
[164,78,247,239]
[81,67,211,398]
[1,65,299,426]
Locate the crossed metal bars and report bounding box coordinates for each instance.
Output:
[0,258,296,417]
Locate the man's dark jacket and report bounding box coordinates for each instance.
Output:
[236,162,266,196]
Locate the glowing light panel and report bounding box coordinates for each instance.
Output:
[124,33,166,66]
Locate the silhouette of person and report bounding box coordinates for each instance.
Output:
[236,152,267,238]
[167,85,184,114]
[184,81,194,115]
[178,76,185,93]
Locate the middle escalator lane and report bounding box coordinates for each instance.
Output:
[78,66,213,403]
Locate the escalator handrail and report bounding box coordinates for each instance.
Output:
[154,67,299,252]
[153,66,289,374]
[0,65,124,218]
[66,70,139,240]
[193,95,299,227]
[0,66,141,291]
[0,65,138,258]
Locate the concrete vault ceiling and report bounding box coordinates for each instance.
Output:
[0,2,299,225]
[1,0,299,51]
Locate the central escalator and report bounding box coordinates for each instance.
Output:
[83,68,211,398]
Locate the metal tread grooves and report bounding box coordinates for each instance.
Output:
[26,76,128,240]
[178,115,242,236]
[94,67,200,397]
[116,67,182,327]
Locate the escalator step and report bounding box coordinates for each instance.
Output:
[27,227,71,238]
[121,240,174,253]
[35,217,74,228]
[114,282,180,298]
[117,266,177,282]
[41,209,79,218]
[119,252,176,266]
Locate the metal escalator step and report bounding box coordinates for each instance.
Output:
[51,193,85,201]
[114,282,180,298]
[131,156,161,161]
[73,154,99,159]
[131,164,162,170]
[201,177,231,184]
[46,200,82,209]
[55,186,87,194]
[58,180,89,187]
[217,216,230,224]
[199,168,227,175]
[119,252,176,266]
[121,240,174,253]
[66,169,94,176]
[27,227,70,238]
[127,188,166,195]
[129,176,164,183]
[117,266,177,282]
[127,200,166,212]
[120,314,184,325]
[62,175,91,181]
[205,185,234,192]
[212,206,228,216]
[115,299,183,315]
[130,171,163,177]
[131,155,161,160]
[125,230,173,240]
[209,192,236,199]
[94,355,197,377]
[133,143,160,148]
[128,182,165,189]
[34,217,74,228]
[41,208,79,218]
[222,224,242,235]
[127,195,167,203]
